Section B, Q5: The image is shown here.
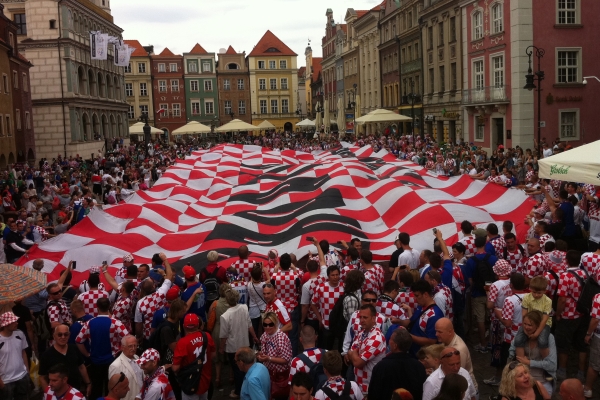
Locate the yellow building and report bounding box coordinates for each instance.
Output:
[248,30,299,132]
[124,40,154,137]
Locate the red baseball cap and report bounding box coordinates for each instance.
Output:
[183,313,199,328]
[166,287,180,301]
[182,265,196,280]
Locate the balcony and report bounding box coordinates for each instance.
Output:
[462,85,510,105]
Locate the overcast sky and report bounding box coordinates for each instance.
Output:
[112,0,380,66]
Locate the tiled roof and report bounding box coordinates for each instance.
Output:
[311,57,322,83]
[248,30,297,57]
[225,45,237,55]
[154,48,179,58]
[124,40,148,57]
[355,10,369,19]
[188,43,208,55]
[298,66,306,78]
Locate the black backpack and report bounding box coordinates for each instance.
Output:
[328,293,358,336]
[33,301,60,342]
[472,254,495,292]
[321,379,352,400]
[297,351,327,395]
[576,273,600,316]
[176,331,207,395]
[148,319,175,363]
[202,267,221,302]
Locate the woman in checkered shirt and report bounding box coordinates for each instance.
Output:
[257,312,293,398]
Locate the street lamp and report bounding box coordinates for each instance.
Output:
[347,83,357,135]
[583,76,600,85]
[229,111,235,120]
[405,78,419,145]
[295,108,304,120]
[524,45,545,159]
[139,106,150,157]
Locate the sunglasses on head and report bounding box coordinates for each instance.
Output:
[508,361,520,371]
[110,372,125,391]
[441,350,460,359]
[262,322,275,328]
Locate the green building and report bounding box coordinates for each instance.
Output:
[183,44,218,130]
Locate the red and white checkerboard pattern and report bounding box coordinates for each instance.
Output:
[376,299,407,321]
[112,296,133,332]
[539,234,554,248]
[504,248,525,274]
[312,282,345,329]
[43,385,85,400]
[556,269,588,319]
[502,293,524,343]
[525,253,549,279]
[349,310,387,335]
[265,298,291,327]
[543,271,559,298]
[488,279,511,320]
[591,294,600,338]
[395,290,418,315]
[230,259,255,282]
[314,377,362,400]
[417,306,438,334]
[580,252,600,277]
[33,225,49,241]
[76,316,129,356]
[305,275,326,320]
[47,299,71,325]
[350,327,386,395]
[137,291,167,340]
[434,285,454,319]
[526,170,536,183]
[78,289,110,317]
[78,281,107,294]
[459,236,477,257]
[341,262,361,282]
[490,236,506,259]
[22,144,534,287]
[271,270,300,314]
[288,348,326,385]
[362,264,385,296]
[260,330,293,374]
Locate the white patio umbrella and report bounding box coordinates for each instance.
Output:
[296,119,315,127]
[172,121,211,135]
[257,120,276,130]
[128,122,163,134]
[538,140,600,185]
[355,108,413,124]
[215,119,259,132]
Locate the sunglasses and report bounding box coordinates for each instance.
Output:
[441,350,460,359]
[49,291,61,296]
[508,361,520,371]
[362,298,377,303]
[262,322,275,328]
[110,372,125,391]
[56,333,69,337]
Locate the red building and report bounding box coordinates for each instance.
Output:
[460,0,600,151]
[151,48,186,140]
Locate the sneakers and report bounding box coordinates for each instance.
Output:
[583,388,592,398]
[473,344,489,353]
[484,376,501,386]
[229,390,240,399]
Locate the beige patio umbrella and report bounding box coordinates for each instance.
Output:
[355,108,413,124]
[216,119,259,132]
[172,121,211,135]
[538,140,600,185]
[128,122,163,134]
[257,120,276,130]
[295,119,315,127]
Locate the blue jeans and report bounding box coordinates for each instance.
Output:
[290,305,300,356]
[0,374,30,400]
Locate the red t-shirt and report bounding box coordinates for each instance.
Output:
[172,331,215,395]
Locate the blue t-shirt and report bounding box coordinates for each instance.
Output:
[485,236,502,258]
[419,260,453,289]
[151,305,169,329]
[407,303,444,356]
[181,282,207,322]
[462,252,498,298]
[559,201,576,236]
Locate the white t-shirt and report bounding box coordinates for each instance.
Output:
[0,329,29,383]
[398,248,421,270]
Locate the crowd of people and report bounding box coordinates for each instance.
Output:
[0,132,599,400]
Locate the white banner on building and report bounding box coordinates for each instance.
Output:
[114,42,135,67]
[90,31,109,60]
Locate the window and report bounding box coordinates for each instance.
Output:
[138,63,146,73]
[2,74,8,93]
[140,83,147,96]
[159,104,168,117]
[14,13,26,35]
[271,99,278,114]
[270,78,277,90]
[124,63,131,73]
[450,17,456,42]
[5,116,11,137]
[414,43,419,59]
[0,116,3,136]
[476,120,484,140]
[204,80,213,91]
[190,80,199,91]
[202,62,211,72]
[451,62,457,90]
[279,60,287,69]
[171,79,179,92]
[269,60,276,69]
[258,61,265,69]
[260,99,267,113]
[474,60,484,90]
[25,111,30,129]
[223,79,230,90]
[492,55,504,87]
[172,103,180,117]
[439,66,445,92]
[158,80,167,92]
[429,69,434,93]
[205,101,214,114]
[428,26,433,50]
[259,79,266,90]
[407,46,412,62]
[191,101,200,115]
[281,78,288,90]
[158,63,165,72]
[492,3,503,33]
[557,50,580,83]
[170,63,177,72]
[560,109,579,139]
[224,100,232,115]
[128,106,135,119]
[281,99,289,113]
[237,79,244,90]
[188,62,197,73]
[408,11,412,28]
[238,100,246,115]
[140,105,148,116]
[125,83,133,96]
[13,71,18,89]
[16,109,21,130]
[558,0,578,24]
[438,22,444,45]
[473,12,483,39]
[22,73,28,92]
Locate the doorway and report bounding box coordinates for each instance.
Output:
[492,117,504,148]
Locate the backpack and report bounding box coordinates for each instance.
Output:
[471,254,494,292]
[297,351,327,395]
[33,301,60,342]
[176,331,207,395]
[503,244,525,260]
[328,293,358,336]
[321,379,352,400]
[148,319,175,362]
[576,274,600,316]
[202,267,220,302]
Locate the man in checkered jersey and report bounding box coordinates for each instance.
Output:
[523,238,550,286]
[346,304,387,395]
[394,270,418,315]
[503,233,526,274]
[554,250,589,382]
[78,266,109,294]
[115,254,136,284]
[360,250,385,296]
[580,247,600,277]
[485,223,506,259]
[403,279,444,357]
[46,282,72,330]
[134,253,174,345]
[230,245,255,282]
[43,363,85,400]
[263,283,292,334]
[376,280,409,327]
[288,325,326,385]
[500,273,527,365]
[458,220,477,257]
[425,269,453,320]
[584,291,600,398]
[314,350,363,400]
[77,269,110,317]
[271,253,301,354]
[301,240,327,333]
[311,264,344,350]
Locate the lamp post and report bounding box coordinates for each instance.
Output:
[347,83,357,135]
[229,111,235,120]
[524,45,545,159]
[139,106,150,158]
[406,78,418,145]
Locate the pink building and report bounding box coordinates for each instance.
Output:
[461,0,600,152]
